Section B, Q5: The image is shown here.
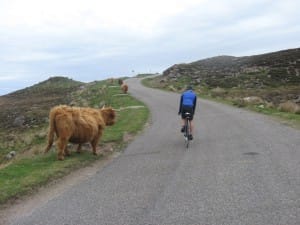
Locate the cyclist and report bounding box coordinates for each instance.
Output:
[178,85,197,140]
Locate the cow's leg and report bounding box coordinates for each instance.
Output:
[76,144,82,154]
[56,138,68,160]
[91,138,100,155]
[64,145,71,157]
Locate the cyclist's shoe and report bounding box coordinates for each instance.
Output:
[188,134,193,140]
[181,126,185,133]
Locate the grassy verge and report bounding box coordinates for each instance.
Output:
[0,79,149,204]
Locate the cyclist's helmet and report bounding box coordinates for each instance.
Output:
[186,85,193,90]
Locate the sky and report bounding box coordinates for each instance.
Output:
[0,0,299,95]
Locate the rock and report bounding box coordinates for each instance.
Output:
[5,151,16,160]
[5,154,12,160]
[13,115,25,127]
[278,101,300,113]
[258,104,265,109]
[159,78,167,83]
[294,95,300,104]
[243,96,264,104]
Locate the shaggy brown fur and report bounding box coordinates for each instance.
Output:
[44,105,116,160]
[121,83,128,94]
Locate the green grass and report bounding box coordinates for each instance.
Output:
[0,79,149,204]
[0,152,101,203]
[200,93,300,128]
[247,105,300,128]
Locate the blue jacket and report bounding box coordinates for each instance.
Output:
[178,90,197,114]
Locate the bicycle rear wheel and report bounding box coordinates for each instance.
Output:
[185,119,190,149]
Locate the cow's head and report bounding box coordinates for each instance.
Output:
[100,107,116,126]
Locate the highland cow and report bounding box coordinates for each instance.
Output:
[44,105,116,160]
[121,83,128,94]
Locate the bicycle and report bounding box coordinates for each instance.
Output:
[183,112,192,149]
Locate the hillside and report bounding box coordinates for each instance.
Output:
[145,48,300,116]
[0,76,84,130]
[162,48,300,88]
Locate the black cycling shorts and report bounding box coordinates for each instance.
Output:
[181,106,194,120]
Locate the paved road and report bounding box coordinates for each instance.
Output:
[8,78,300,225]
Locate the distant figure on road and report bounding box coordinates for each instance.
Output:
[178,85,197,140]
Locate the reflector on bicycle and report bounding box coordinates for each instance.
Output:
[184,112,192,119]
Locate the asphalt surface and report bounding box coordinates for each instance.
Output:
[7,78,300,225]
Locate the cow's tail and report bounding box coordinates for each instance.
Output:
[44,109,56,153]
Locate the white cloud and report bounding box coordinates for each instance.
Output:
[0,0,203,67]
[0,75,20,81]
[2,51,61,63]
[0,0,201,36]
[0,0,299,95]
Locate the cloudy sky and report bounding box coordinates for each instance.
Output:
[0,0,299,95]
